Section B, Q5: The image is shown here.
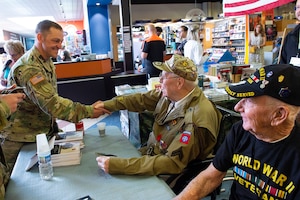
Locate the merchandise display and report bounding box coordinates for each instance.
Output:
[51,141,81,167]
[55,131,84,143]
[212,16,246,64]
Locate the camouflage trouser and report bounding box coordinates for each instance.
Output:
[0,162,9,200]
[1,140,24,174]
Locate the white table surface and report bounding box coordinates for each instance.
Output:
[5,126,175,200]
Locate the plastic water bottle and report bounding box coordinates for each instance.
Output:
[36,134,53,180]
[38,151,53,180]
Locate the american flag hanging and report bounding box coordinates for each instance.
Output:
[223,0,295,17]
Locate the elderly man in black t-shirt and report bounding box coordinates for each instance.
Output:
[174,64,300,200]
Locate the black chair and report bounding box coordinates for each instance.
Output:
[163,104,241,199]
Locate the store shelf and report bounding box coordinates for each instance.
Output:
[212,44,230,47]
[212,16,246,64]
[230,38,244,40]
[231,44,245,46]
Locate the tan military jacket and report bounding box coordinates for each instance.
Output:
[104,87,222,175]
[1,47,93,142]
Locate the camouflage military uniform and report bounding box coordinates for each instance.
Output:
[1,47,94,171]
[0,101,10,131]
[0,101,12,200]
[103,87,222,175]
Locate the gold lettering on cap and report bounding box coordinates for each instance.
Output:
[278,75,284,83]
[225,87,236,96]
[237,92,255,97]
[259,67,266,81]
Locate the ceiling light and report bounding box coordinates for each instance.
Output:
[96,3,100,6]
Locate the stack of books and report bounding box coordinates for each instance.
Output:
[51,131,84,167]
[51,141,81,167]
[54,130,85,148]
[25,131,84,171]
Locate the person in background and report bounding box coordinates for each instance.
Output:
[141,24,166,78]
[280,0,300,65]
[184,25,204,74]
[60,45,72,61]
[174,25,188,56]
[155,26,163,37]
[1,40,25,86]
[174,64,300,200]
[248,23,266,65]
[96,54,222,177]
[2,20,110,173]
[0,85,25,199]
[272,37,282,64]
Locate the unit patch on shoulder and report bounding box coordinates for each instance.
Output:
[180,131,191,144]
[30,73,45,85]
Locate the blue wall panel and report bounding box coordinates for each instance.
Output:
[88,5,111,54]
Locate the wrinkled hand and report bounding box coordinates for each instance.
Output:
[91,101,111,118]
[96,156,110,173]
[0,93,26,113]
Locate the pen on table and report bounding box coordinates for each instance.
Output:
[95,152,117,157]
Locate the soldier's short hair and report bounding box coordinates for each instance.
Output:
[35,20,63,34]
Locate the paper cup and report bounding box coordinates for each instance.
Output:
[97,122,106,137]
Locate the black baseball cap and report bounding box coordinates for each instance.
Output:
[225,64,300,106]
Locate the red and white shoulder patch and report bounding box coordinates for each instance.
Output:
[180,131,191,144]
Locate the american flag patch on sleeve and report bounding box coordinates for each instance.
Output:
[30,73,45,85]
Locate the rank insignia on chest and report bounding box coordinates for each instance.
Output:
[180,131,191,144]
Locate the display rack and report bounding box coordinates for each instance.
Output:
[212,16,246,64]
[163,21,205,52]
[207,48,236,63]
[212,19,230,47]
[203,48,235,76]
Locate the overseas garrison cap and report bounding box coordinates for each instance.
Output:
[153,54,198,81]
[225,64,300,106]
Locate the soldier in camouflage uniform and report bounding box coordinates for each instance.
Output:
[96,55,222,176]
[0,88,25,200]
[1,20,110,173]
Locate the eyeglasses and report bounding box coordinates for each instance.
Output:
[159,73,180,81]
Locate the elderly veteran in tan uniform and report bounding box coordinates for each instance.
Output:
[96,54,222,176]
[1,20,110,172]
